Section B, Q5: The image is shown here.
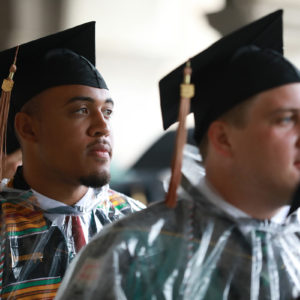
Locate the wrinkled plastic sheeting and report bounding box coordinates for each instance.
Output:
[0,187,110,299]
[163,144,205,193]
[56,195,300,300]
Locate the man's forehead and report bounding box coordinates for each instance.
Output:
[97,88,112,101]
[248,83,300,113]
[38,85,110,99]
[256,83,300,102]
[68,87,113,104]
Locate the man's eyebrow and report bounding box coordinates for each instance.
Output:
[65,96,114,106]
[270,108,300,114]
[106,98,114,106]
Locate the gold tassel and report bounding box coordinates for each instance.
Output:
[165,60,194,208]
[0,46,19,182]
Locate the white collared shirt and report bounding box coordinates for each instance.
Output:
[31,185,109,240]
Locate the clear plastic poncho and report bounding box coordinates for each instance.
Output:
[56,153,300,300]
[0,184,143,299]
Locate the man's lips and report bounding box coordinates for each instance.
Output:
[294,160,300,169]
[87,142,112,159]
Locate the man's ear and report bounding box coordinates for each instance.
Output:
[14,112,39,143]
[207,120,233,158]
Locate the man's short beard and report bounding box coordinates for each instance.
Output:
[79,171,110,188]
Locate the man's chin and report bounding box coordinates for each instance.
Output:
[79,171,111,188]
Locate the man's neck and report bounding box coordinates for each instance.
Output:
[30,184,89,206]
[205,172,289,220]
[20,166,89,206]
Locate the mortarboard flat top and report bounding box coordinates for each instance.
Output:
[159,10,300,144]
[2,21,108,154]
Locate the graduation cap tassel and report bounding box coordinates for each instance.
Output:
[0,46,19,181]
[165,61,195,208]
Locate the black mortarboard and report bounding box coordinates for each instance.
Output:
[1,21,108,154]
[159,10,300,145]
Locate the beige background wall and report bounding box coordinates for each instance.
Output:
[0,0,300,174]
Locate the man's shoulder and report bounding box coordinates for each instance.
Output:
[107,188,146,213]
[0,187,36,207]
[101,198,192,237]
[0,187,48,237]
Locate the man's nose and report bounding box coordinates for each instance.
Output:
[296,123,300,147]
[87,111,110,137]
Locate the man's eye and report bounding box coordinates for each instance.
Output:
[103,109,113,118]
[76,107,88,114]
[278,115,295,124]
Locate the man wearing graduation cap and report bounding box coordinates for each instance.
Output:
[55,10,300,300]
[0,22,144,299]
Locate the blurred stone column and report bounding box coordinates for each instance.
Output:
[0,0,15,49]
[0,0,65,50]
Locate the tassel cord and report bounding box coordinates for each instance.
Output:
[165,61,194,208]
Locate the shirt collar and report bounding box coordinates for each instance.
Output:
[31,184,109,213]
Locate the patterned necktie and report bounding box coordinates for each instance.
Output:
[66,215,86,253]
[257,230,269,287]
